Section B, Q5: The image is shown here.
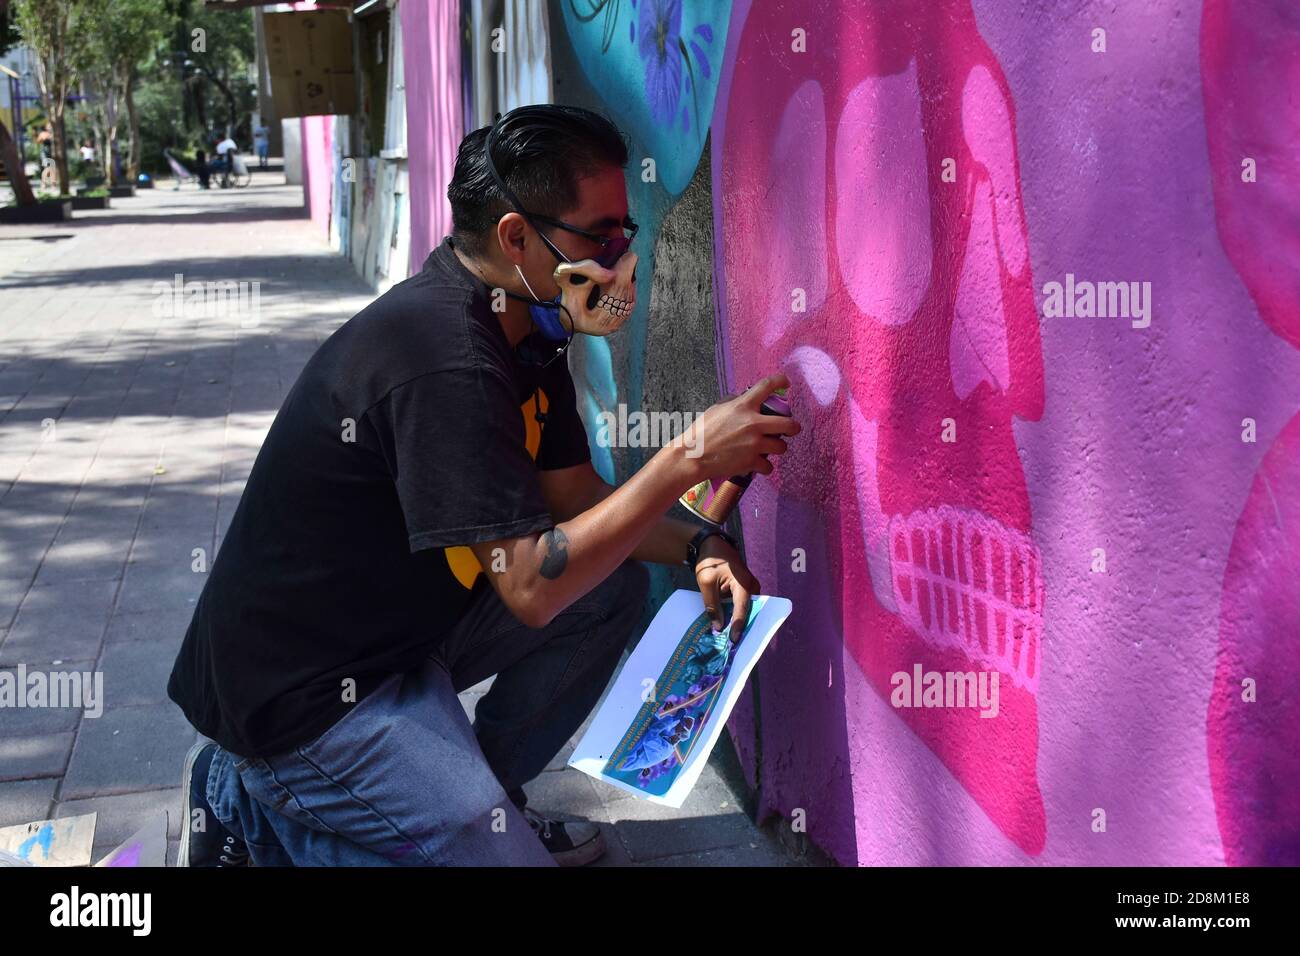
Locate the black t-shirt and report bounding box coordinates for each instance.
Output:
[167,237,592,758]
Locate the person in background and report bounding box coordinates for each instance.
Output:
[214,134,238,186]
[195,148,210,190]
[253,124,270,169]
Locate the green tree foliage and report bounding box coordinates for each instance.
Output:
[78,0,168,183]
[161,0,254,147]
[12,0,103,194]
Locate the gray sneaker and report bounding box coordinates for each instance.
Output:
[178,742,250,867]
[521,806,606,866]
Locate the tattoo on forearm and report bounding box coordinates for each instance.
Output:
[539,527,569,579]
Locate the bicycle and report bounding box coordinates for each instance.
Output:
[39,155,57,190]
[216,151,252,189]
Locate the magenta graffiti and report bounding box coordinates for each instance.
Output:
[716,0,1047,854]
[1202,0,1300,867]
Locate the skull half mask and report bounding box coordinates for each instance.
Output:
[552,251,638,336]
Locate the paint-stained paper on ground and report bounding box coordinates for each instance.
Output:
[569,589,791,808]
[0,813,97,867]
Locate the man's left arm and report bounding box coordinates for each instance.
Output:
[539,461,762,639]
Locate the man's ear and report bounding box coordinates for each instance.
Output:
[496,212,529,265]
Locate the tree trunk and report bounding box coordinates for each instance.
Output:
[93,126,109,186]
[125,70,141,181]
[103,102,117,186]
[52,108,70,195]
[0,118,36,206]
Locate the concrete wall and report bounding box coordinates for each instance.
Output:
[281,119,302,186]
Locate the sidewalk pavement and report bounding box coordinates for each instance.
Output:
[0,177,803,867]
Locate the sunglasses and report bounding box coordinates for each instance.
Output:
[483,112,638,269]
[526,213,639,268]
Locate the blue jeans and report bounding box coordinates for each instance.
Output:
[206,559,650,866]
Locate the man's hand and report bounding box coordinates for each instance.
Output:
[695,534,762,643]
[679,374,800,482]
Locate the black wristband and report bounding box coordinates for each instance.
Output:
[685,527,738,571]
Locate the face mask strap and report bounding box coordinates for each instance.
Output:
[515,263,546,303]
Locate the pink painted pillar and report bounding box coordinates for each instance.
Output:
[400,0,463,274]
[301,114,333,236]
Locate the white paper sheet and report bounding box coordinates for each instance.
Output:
[568,588,792,808]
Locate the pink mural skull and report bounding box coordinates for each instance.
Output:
[717,0,1046,853]
[1202,0,1300,866]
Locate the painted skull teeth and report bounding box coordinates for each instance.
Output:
[597,294,632,320]
[888,505,1044,694]
[553,252,638,335]
[842,380,1044,695]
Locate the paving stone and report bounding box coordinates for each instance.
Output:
[609,806,759,863]
[33,537,128,584]
[0,657,95,736]
[137,494,219,537]
[105,607,195,645]
[523,768,612,825]
[98,638,179,708]
[116,559,205,614]
[57,787,184,848]
[589,825,636,867]
[0,579,117,666]
[0,731,75,781]
[0,778,58,827]
[61,702,196,798]
[600,756,761,862]
[59,494,149,540]
[0,520,61,568]
[643,841,796,867]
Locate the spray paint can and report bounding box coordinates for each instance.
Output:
[679,387,792,526]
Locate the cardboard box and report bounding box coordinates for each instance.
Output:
[265,9,356,118]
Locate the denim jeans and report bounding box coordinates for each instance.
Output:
[205,559,650,866]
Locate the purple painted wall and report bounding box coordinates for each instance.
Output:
[712,0,1300,865]
[400,0,463,272]
[301,114,332,232]
[1201,0,1300,867]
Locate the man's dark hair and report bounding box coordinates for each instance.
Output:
[448,104,629,256]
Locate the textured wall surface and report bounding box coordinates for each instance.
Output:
[400,0,463,271]
[709,0,1300,865]
[1200,0,1300,867]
